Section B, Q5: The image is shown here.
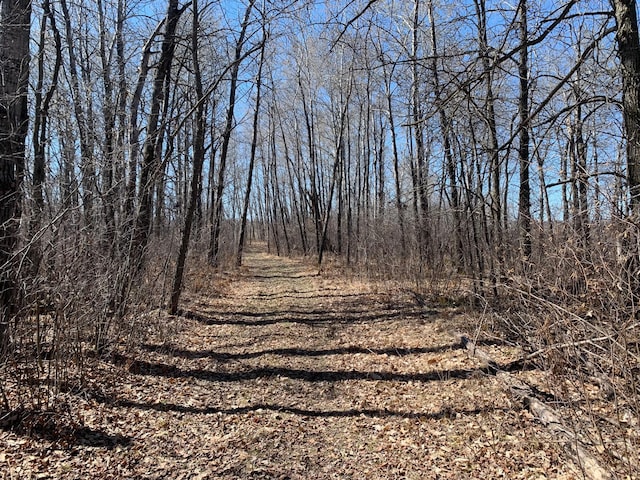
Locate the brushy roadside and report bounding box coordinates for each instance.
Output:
[0,248,588,479]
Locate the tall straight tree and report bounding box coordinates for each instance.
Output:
[612,0,640,210]
[473,0,502,247]
[0,0,31,350]
[209,0,256,267]
[131,0,184,270]
[60,0,97,227]
[169,0,207,315]
[517,0,532,259]
[427,0,464,269]
[410,0,430,261]
[237,28,267,267]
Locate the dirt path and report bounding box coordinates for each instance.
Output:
[1,246,576,479]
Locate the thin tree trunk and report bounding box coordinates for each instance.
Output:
[382,65,406,256]
[131,0,184,270]
[30,0,61,273]
[318,76,352,268]
[474,0,500,290]
[169,0,206,315]
[60,0,96,227]
[411,0,430,262]
[209,0,256,267]
[97,0,117,247]
[299,75,322,256]
[125,18,165,225]
[428,0,463,270]
[237,32,266,267]
[280,116,307,253]
[517,0,532,260]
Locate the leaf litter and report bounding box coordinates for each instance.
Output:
[1,247,581,479]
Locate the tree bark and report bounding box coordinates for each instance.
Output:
[517,0,532,260]
[0,0,31,350]
[612,0,640,210]
[169,0,206,315]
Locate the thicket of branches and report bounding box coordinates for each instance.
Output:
[1,0,640,469]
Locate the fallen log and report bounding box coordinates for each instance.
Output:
[459,335,613,480]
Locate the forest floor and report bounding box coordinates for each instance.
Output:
[1,245,596,479]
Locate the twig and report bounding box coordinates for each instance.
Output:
[460,334,613,480]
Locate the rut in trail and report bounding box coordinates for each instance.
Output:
[4,246,575,479]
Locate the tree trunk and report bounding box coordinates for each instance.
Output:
[612,0,640,210]
[125,18,165,228]
[209,0,256,267]
[517,0,532,260]
[382,63,406,257]
[612,0,640,303]
[411,0,430,263]
[428,0,464,270]
[30,0,61,273]
[0,0,31,350]
[60,0,96,227]
[131,0,183,270]
[169,0,206,315]
[237,32,266,267]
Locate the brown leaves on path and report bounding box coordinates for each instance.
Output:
[1,246,577,479]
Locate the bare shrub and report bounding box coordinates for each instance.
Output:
[0,219,179,416]
[481,218,640,477]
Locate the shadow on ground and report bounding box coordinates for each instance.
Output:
[111,398,512,421]
[178,307,438,326]
[109,352,533,383]
[0,410,132,449]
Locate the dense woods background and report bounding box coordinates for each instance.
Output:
[2,0,640,473]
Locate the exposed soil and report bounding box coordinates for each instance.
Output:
[1,245,583,479]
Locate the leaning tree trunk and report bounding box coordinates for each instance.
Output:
[209,0,256,267]
[30,0,61,274]
[0,0,31,351]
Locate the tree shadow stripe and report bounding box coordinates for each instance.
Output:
[141,343,461,360]
[112,399,511,421]
[177,308,436,326]
[110,354,521,382]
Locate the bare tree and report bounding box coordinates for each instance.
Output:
[209,0,257,267]
[612,0,640,210]
[517,0,532,260]
[29,0,62,272]
[131,0,186,270]
[0,0,31,350]
[237,27,267,267]
[169,0,207,315]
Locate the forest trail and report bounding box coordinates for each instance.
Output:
[2,245,576,479]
